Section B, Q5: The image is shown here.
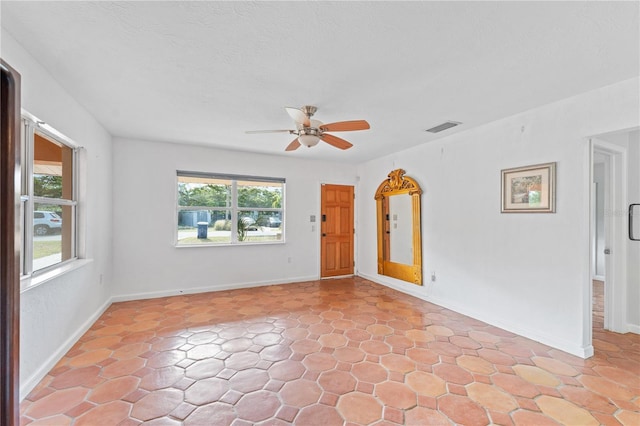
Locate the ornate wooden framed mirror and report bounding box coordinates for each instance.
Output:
[374,169,422,285]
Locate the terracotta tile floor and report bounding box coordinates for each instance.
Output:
[20,277,640,425]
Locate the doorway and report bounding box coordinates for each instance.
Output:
[589,137,629,338]
[320,184,354,278]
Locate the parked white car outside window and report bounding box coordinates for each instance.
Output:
[33,211,62,236]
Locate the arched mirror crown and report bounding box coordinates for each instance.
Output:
[374,169,422,198]
[375,169,423,285]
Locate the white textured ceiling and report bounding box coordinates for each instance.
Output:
[1,1,638,163]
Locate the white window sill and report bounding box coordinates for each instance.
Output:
[175,240,286,248]
[20,259,93,293]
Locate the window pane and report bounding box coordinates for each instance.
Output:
[177,210,231,245]
[237,182,283,208]
[176,173,285,246]
[178,176,231,207]
[34,132,73,200]
[237,211,283,243]
[33,203,73,271]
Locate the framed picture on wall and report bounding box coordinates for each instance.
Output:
[501,162,556,213]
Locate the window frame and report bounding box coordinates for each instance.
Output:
[176,171,285,247]
[20,111,80,280]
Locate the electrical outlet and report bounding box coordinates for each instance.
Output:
[431,272,436,282]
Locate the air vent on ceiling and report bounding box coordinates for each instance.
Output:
[425,121,461,133]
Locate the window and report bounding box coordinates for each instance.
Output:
[21,113,79,275]
[177,171,284,245]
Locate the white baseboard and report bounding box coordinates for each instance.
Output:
[359,272,592,359]
[593,275,605,282]
[20,297,113,400]
[111,275,318,303]
[582,345,594,358]
[627,323,640,335]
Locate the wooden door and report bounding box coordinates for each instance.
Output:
[1,59,21,426]
[321,184,354,278]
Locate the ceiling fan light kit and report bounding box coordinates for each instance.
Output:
[247,105,370,152]
[298,134,320,147]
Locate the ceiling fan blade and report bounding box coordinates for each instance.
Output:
[319,120,370,132]
[285,138,301,151]
[320,133,353,150]
[285,107,310,127]
[245,129,293,134]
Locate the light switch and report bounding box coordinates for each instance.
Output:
[310,215,316,222]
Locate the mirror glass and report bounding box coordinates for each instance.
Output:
[375,169,422,285]
[388,194,413,265]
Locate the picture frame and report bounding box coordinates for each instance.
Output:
[501,162,556,213]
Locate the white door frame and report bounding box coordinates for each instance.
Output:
[591,159,606,282]
[589,138,628,337]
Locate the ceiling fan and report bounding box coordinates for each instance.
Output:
[246,106,370,151]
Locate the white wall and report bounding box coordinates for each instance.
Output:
[357,77,639,357]
[1,30,114,397]
[111,138,357,299]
